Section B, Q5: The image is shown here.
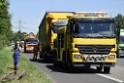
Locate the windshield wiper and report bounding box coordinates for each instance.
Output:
[92,35,115,38]
[73,34,115,38]
[73,34,92,38]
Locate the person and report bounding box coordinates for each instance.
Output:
[13,43,21,73]
[33,44,39,60]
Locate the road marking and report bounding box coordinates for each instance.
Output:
[97,74,124,83]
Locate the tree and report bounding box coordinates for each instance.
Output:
[29,32,34,35]
[115,14,124,39]
[12,31,28,41]
[115,14,124,29]
[0,0,12,48]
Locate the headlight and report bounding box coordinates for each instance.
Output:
[109,55,115,60]
[74,55,82,59]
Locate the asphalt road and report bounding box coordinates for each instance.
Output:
[24,53,124,83]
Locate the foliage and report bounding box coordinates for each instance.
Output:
[0,0,12,48]
[115,14,124,38]
[12,31,25,41]
[29,32,34,35]
[12,31,37,41]
[0,34,9,50]
[115,14,124,29]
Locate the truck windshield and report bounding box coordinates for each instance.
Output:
[52,19,68,33]
[120,36,124,44]
[26,39,38,43]
[52,25,65,33]
[74,22,116,38]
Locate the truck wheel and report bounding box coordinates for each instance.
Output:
[104,67,111,73]
[67,58,73,73]
[117,50,120,58]
[67,60,73,73]
[62,52,67,71]
[53,51,59,67]
[66,51,73,73]
[97,66,102,72]
[85,65,91,69]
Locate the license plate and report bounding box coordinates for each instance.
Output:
[85,55,105,62]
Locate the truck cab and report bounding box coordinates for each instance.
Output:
[53,12,117,73]
[24,34,38,53]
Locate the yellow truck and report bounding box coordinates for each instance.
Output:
[53,12,117,73]
[39,12,74,60]
[24,34,38,53]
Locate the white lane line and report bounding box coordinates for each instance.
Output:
[97,74,124,83]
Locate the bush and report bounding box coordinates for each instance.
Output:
[0,34,9,50]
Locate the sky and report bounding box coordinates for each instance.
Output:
[9,0,124,34]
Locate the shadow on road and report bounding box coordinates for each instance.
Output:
[46,65,105,74]
[28,57,110,74]
[29,58,52,63]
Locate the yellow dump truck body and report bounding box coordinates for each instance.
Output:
[39,12,74,59]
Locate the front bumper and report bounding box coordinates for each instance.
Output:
[73,62,115,67]
[71,53,117,64]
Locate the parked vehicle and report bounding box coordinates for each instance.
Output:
[38,12,74,60]
[53,12,117,73]
[24,34,38,53]
[117,29,124,57]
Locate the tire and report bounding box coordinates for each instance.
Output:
[62,52,67,71]
[104,67,111,73]
[117,50,119,58]
[66,51,73,73]
[97,66,103,72]
[53,51,59,67]
[85,65,91,69]
[66,60,73,73]
[42,50,51,61]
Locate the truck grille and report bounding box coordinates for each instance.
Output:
[75,45,115,54]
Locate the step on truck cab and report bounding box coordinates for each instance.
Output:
[39,12,74,60]
[53,12,117,73]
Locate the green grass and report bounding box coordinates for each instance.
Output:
[0,47,52,83]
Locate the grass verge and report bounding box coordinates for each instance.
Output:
[0,47,52,83]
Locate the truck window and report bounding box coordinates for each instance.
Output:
[52,25,64,33]
[75,23,91,34]
[120,36,124,44]
[52,20,68,33]
[74,22,115,38]
[26,39,38,43]
[92,23,115,35]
